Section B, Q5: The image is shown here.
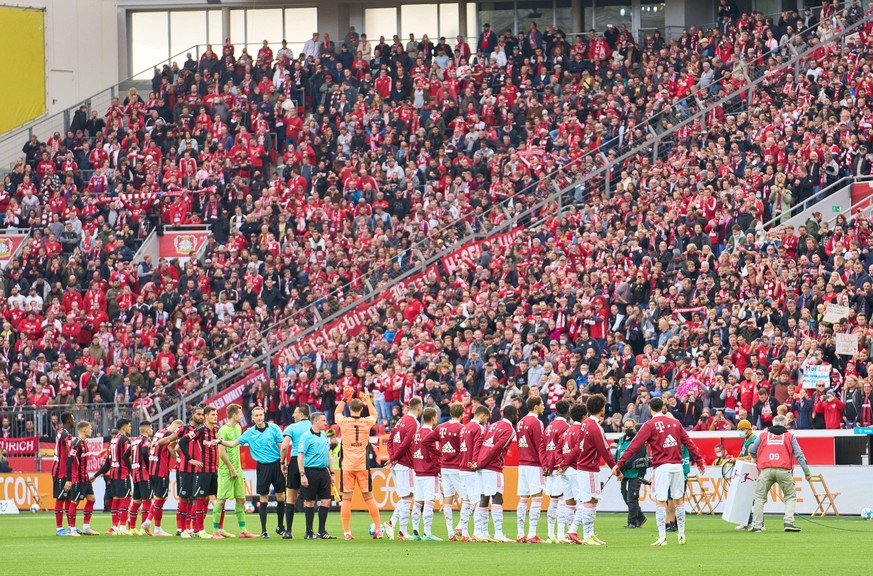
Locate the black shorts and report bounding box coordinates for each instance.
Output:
[70,481,94,502]
[110,478,132,499]
[192,472,218,498]
[286,463,302,491]
[53,477,71,500]
[133,480,153,501]
[300,467,331,501]
[256,461,286,495]
[176,471,193,499]
[150,476,170,500]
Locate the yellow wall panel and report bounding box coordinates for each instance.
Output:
[0,7,46,133]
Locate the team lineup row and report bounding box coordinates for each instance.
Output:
[48,392,706,545]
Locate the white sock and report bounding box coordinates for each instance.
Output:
[582,504,596,539]
[399,499,412,536]
[564,503,576,537]
[547,498,558,539]
[571,503,584,533]
[676,504,686,537]
[390,505,400,527]
[423,502,434,536]
[656,505,667,539]
[557,499,568,539]
[83,523,90,530]
[443,503,454,535]
[492,504,504,538]
[528,497,543,539]
[459,500,472,537]
[476,507,489,538]
[516,497,529,539]
[411,502,422,534]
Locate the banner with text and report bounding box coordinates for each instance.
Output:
[0,437,39,455]
[205,369,265,426]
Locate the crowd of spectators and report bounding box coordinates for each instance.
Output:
[2,4,873,440]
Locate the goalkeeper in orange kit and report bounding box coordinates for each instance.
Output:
[335,387,383,540]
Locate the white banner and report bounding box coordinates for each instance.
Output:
[823,304,851,324]
[836,333,859,356]
[803,365,831,390]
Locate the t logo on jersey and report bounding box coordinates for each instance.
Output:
[662,434,677,448]
[654,421,665,433]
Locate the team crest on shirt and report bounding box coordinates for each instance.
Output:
[442,443,456,453]
[518,437,528,448]
[663,434,677,448]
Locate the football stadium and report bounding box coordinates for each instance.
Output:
[2,0,873,574]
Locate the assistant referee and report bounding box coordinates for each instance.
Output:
[297,411,336,540]
[216,406,287,539]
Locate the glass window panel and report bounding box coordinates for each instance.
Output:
[401,4,438,41]
[246,8,283,59]
[230,9,246,45]
[170,11,206,59]
[517,1,554,30]
[440,4,460,41]
[595,0,632,31]
[555,0,574,34]
[477,2,515,37]
[131,11,169,80]
[639,1,666,36]
[208,10,223,46]
[284,7,318,57]
[365,8,398,41]
[466,2,478,42]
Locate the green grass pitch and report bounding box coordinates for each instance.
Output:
[1,511,871,576]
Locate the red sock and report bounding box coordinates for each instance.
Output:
[111,499,119,527]
[128,501,141,529]
[152,500,164,527]
[83,500,94,525]
[176,500,187,532]
[119,497,131,527]
[55,500,66,529]
[141,500,152,524]
[66,500,78,529]
[219,509,226,530]
[196,499,206,532]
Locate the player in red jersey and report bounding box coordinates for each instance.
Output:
[146,419,184,536]
[557,403,587,544]
[470,404,518,543]
[614,397,705,546]
[64,421,98,536]
[158,406,205,537]
[411,407,442,540]
[127,422,154,535]
[459,405,490,541]
[52,413,75,535]
[566,394,617,546]
[179,405,219,538]
[108,419,133,535]
[543,400,570,543]
[435,403,465,540]
[383,397,421,540]
[515,396,546,543]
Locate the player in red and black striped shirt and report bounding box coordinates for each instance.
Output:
[127,422,154,534]
[51,413,75,535]
[178,406,219,538]
[64,421,98,536]
[108,419,133,534]
[157,406,205,536]
[147,419,184,537]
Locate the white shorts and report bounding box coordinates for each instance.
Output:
[414,474,440,502]
[571,470,601,503]
[392,464,415,498]
[652,463,686,502]
[545,471,570,497]
[441,469,465,499]
[517,465,545,496]
[478,469,504,497]
[461,471,480,503]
